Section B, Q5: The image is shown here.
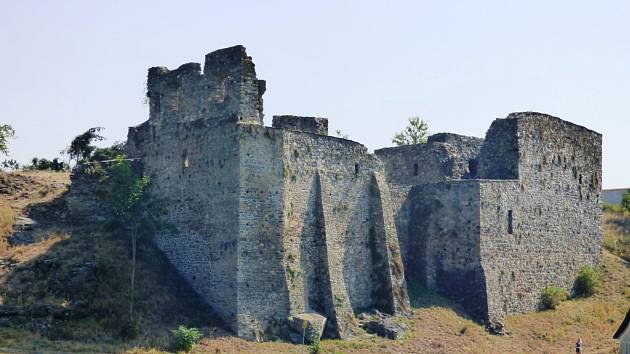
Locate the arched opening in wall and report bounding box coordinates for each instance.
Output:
[507,210,513,234]
[355,163,359,176]
[413,163,419,176]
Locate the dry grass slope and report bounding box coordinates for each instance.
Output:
[604,211,630,262]
[0,171,628,353]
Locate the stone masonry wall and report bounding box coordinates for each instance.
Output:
[407,181,489,319]
[375,135,483,267]
[476,118,519,179]
[272,115,328,135]
[375,135,483,186]
[236,125,290,340]
[126,45,267,334]
[127,46,410,341]
[236,126,410,339]
[122,44,602,339]
[379,112,601,326]
[146,45,265,125]
[479,113,602,322]
[127,118,241,330]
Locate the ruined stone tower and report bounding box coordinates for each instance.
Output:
[126,45,410,340]
[376,112,602,325]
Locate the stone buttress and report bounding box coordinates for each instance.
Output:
[126,45,410,341]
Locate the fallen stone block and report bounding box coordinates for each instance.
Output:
[363,316,407,340]
[287,312,326,344]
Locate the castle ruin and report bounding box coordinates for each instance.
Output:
[376,113,602,325]
[125,45,602,340]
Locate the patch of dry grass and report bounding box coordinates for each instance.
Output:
[604,211,630,261]
[0,205,15,252]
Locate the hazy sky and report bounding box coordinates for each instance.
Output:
[1,1,628,188]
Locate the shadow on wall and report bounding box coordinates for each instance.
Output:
[298,172,338,338]
[0,188,221,343]
[406,279,473,320]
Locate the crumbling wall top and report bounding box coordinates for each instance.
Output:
[145,45,265,126]
[272,115,328,135]
[427,133,483,145]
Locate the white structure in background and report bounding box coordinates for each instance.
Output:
[603,188,629,205]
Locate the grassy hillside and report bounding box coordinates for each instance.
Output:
[0,171,219,353]
[0,171,628,353]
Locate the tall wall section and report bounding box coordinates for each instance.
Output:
[126,45,265,334]
[374,135,483,266]
[407,181,488,319]
[127,112,241,329]
[127,46,410,341]
[478,113,602,322]
[378,112,601,325]
[236,124,410,339]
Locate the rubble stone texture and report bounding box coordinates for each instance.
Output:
[376,112,602,326]
[123,45,601,339]
[126,45,410,341]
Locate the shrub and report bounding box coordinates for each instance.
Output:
[172,325,202,352]
[91,142,126,162]
[623,190,630,213]
[26,157,68,171]
[574,265,601,297]
[308,336,322,354]
[540,286,568,310]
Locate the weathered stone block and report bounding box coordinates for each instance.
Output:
[287,313,326,343]
[272,115,328,135]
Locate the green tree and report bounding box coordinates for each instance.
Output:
[0,124,15,156]
[1,159,19,170]
[622,190,630,212]
[392,116,429,146]
[106,155,150,325]
[91,141,126,162]
[573,265,601,297]
[66,127,105,165]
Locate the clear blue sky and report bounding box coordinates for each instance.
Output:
[1,1,628,188]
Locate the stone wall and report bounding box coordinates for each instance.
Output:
[272,115,328,135]
[120,45,601,337]
[479,113,602,322]
[390,112,602,325]
[127,118,241,330]
[126,45,410,341]
[375,135,483,186]
[407,181,488,319]
[126,45,265,335]
[476,118,519,179]
[235,126,410,339]
[145,45,265,125]
[374,134,483,267]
